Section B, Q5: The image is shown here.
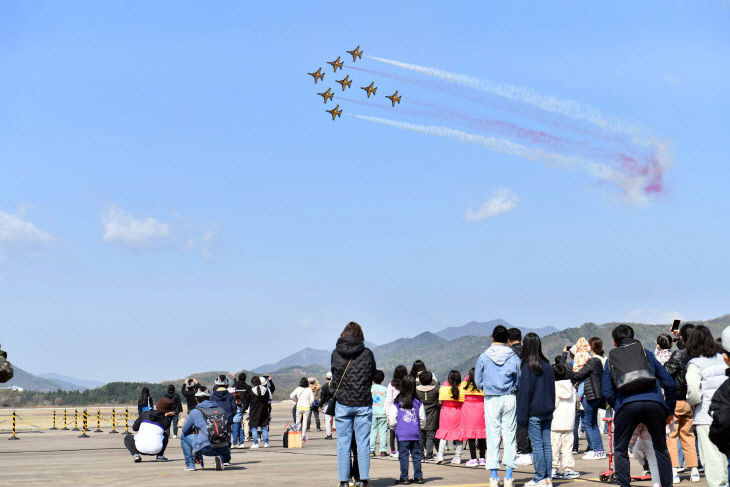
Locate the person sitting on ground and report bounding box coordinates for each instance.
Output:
[210,375,237,426]
[163,384,183,439]
[124,397,175,463]
[416,370,440,463]
[180,387,232,471]
[709,327,730,464]
[181,378,200,414]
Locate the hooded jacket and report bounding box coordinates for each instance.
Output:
[552,379,576,432]
[664,348,691,401]
[415,384,440,431]
[709,368,730,456]
[330,337,376,407]
[516,360,555,428]
[132,409,172,455]
[247,385,271,428]
[474,344,521,396]
[181,399,223,453]
[163,392,183,414]
[210,388,236,426]
[233,380,252,411]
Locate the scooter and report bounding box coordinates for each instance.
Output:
[599,417,653,483]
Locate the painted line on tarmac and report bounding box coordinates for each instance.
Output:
[0,447,128,454]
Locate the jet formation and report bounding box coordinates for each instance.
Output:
[308,45,401,120]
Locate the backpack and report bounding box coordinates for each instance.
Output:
[608,341,656,395]
[197,406,229,447]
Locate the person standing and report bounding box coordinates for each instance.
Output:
[163,384,183,439]
[332,322,376,487]
[388,375,426,485]
[686,325,729,487]
[248,376,271,448]
[516,333,556,487]
[569,337,606,460]
[435,370,465,464]
[309,377,322,432]
[290,377,315,441]
[181,378,200,414]
[551,361,580,480]
[319,371,335,439]
[386,365,408,457]
[708,327,730,474]
[664,323,700,483]
[475,325,521,487]
[416,370,440,462]
[602,325,676,487]
[508,327,533,466]
[138,387,154,415]
[232,372,252,443]
[460,368,487,467]
[370,369,388,456]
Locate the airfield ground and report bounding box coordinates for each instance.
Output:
[0,403,707,486]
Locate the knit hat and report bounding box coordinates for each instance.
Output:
[722,326,730,354]
[155,397,173,413]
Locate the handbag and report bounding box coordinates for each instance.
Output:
[325,359,352,417]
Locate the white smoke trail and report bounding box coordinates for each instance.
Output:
[349,114,648,202]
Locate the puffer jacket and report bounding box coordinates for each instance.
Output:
[709,368,730,456]
[687,354,728,425]
[330,337,376,407]
[664,348,691,401]
[569,356,604,402]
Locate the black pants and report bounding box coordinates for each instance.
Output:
[468,438,486,459]
[308,407,321,430]
[350,434,360,481]
[613,401,672,487]
[516,426,532,454]
[572,409,582,452]
[420,430,436,459]
[124,433,168,457]
[389,428,398,452]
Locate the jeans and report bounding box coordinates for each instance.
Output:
[231,421,244,445]
[171,414,179,437]
[528,415,553,481]
[398,439,423,480]
[252,425,269,445]
[335,403,373,481]
[484,394,517,470]
[613,401,672,487]
[180,433,231,469]
[370,415,388,453]
[421,430,436,459]
[581,397,604,452]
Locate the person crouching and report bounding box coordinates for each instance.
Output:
[124,397,175,462]
[180,388,232,471]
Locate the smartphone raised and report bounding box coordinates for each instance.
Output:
[672,319,681,331]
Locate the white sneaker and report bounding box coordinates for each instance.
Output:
[673,472,680,484]
[690,467,701,482]
[516,453,534,465]
[489,478,499,487]
[563,468,581,479]
[524,480,545,487]
[593,451,607,460]
[450,457,462,464]
[172,434,177,439]
[435,455,444,464]
[581,451,596,460]
[263,442,269,448]
[250,443,259,449]
[503,479,514,487]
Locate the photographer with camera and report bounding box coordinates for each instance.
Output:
[181,378,200,414]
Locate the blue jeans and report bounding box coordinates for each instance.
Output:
[398,439,423,480]
[335,403,372,481]
[231,421,244,445]
[180,433,231,469]
[252,425,268,445]
[581,397,604,452]
[171,414,179,437]
[527,415,553,482]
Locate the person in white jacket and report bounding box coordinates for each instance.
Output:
[290,377,315,441]
[551,362,581,480]
[387,375,426,484]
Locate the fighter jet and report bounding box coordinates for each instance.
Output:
[308,67,324,83]
[326,104,342,120]
[336,75,352,91]
[317,87,334,103]
[347,45,363,62]
[327,56,344,72]
[361,82,377,98]
[386,90,401,107]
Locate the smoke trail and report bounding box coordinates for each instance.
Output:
[348,114,648,202]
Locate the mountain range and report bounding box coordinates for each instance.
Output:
[4,367,102,392]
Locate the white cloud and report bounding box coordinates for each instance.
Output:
[0,208,54,251]
[465,187,519,222]
[102,206,172,250]
[625,309,683,325]
[101,205,218,258]
[663,74,681,86]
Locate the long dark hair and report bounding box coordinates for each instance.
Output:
[686,325,719,358]
[391,365,408,391]
[340,321,364,340]
[410,360,426,379]
[589,337,605,357]
[522,332,548,375]
[447,370,461,400]
[464,367,478,392]
[395,375,416,410]
[138,387,151,406]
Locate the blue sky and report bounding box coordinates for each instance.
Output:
[1,2,729,382]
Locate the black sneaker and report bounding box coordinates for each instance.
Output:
[395,479,411,485]
[156,455,168,462]
[371,451,376,457]
[133,454,141,463]
[413,479,425,485]
[339,482,349,487]
[214,456,223,471]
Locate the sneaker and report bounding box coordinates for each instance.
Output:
[593,451,607,460]
[435,455,444,464]
[524,481,545,487]
[414,479,425,485]
[263,442,269,448]
[390,451,398,457]
[339,483,349,487]
[325,435,333,440]
[489,479,499,487]
[450,457,462,464]
[371,451,376,457]
[250,443,259,449]
[516,453,534,465]
[172,434,177,439]
[156,455,168,461]
[185,466,195,471]
[503,479,514,487]
[214,456,223,471]
[223,462,231,466]
[690,467,701,482]
[563,468,581,479]
[478,458,486,466]
[465,459,479,467]
[381,452,389,457]
[551,468,561,479]
[673,472,680,484]
[581,451,596,460]
[677,467,686,473]
[133,454,141,463]
[395,479,411,485]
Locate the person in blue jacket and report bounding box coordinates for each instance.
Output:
[210,375,237,426]
[602,325,676,487]
[180,388,232,471]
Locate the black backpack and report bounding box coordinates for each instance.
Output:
[197,406,229,447]
[608,341,656,395]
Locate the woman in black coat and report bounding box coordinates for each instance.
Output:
[331,322,376,487]
[247,376,271,447]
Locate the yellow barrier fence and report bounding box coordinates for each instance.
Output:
[0,407,138,439]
